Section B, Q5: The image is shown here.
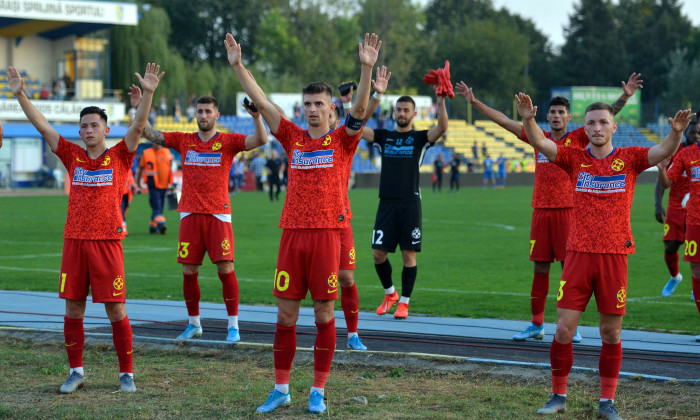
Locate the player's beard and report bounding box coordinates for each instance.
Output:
[396,118,411,128]
[197,119,215,132]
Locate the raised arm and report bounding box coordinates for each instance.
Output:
[128,84,166,146]
[242,100,268,151]
[611,72,643,115]
[516,93,557,161]
[360,65,391,143]
[225,33,282,133]
[346,33,382,136]
[8,66,59,151]
[124,63,164,152]
[456,81,523,138]
[427,95,448,144]
[647,110,694,166]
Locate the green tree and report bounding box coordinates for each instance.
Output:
[356,0,423,92]
[558,0,624,86]
[660,48,700,116]
[110,6,187,109]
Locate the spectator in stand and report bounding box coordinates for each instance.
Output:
[249,151,266,191]
[159,95,168,116]
[173,99,182,122]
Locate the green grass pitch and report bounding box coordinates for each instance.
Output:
[1,183,698,335]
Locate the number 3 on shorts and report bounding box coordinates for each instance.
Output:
[557,280,566,301]
[274,269,290,292]
[178,242,190,258]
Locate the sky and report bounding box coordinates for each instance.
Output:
[490,0,700,48]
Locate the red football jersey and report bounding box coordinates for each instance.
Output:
[520,126,590,208]
[554,145,650,254]
[54,137,135,240]
[164,132,246,214]
[665,144,690,210]
[667,143,700,225]
[274,117,360,229]
[343,151,355,220]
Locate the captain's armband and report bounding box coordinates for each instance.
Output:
[345,113,363,131]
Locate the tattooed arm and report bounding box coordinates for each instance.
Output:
[611,72,642,115]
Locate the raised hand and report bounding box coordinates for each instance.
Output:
[358,33,382,67]
[622,72,643,97]
[455,81,475,103]
[668,109,695,132]
[242,100,260,119]
[225,33,242,67]
[7,66,25,96]
[516,92,537,120]
[135,63,164,93]
[128,84,142,109]
[371,66,391,95]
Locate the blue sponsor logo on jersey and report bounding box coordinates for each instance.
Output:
[575,172,626,193]
[290,149,334,169]
[384,137,415,158]
[691,166,700,181]
[73,167,113,187]
[537,151,549,163]
[185,150,222,167]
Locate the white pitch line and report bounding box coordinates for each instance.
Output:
[474,222,517,231]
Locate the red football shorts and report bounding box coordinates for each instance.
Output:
[556,251,628,315]
[664,207,686,243]
[59,238,126,303]
[273,229,341,300]
[683,224,700,263]
[529,208,572,262]
[339,225,356,271]
[177,214,234,265]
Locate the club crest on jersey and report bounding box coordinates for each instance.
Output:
[327,272,338,289]
[185,150,222,167]
[101,156,111,166]
[221,238,231,251]
[575,172,626,194]
[616,287,626,304]
[611,158,625,171]
[113,275,125,290]
[564,138,571,146]
[73,167,113,186]
[348,248,356,264]
[322,135,332,146]
[412,227,422,239]
[212,141,222,151]
[290,149,334,169]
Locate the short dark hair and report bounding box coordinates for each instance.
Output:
[302,82,333,98]
[80,106,108,125]
[197,95,219,109]
[333,106,341,120]
[548,96,570,112]
[396,95,415,108]
[585,102,614,117]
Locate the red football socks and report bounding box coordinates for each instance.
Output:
[64,316,84,368]
[341,285,359,334]
[273,323,296,385]
[550,338,573,395]
[664,252,679,277]
[599,341,622,400]
[531,272,549,326]
[111,316,134,373]
[218,271,239,316]
[182,272,200,316]
[313,318,336,389]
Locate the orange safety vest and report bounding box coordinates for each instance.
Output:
[139,147,173,189]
